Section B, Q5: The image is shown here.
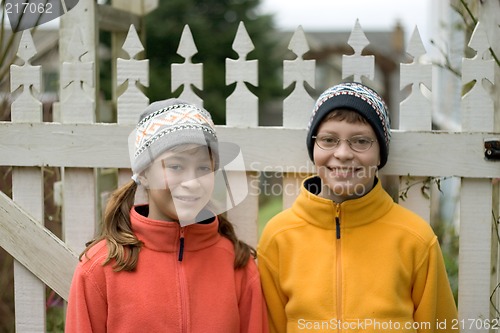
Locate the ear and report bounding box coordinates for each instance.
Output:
[138,174,149,189]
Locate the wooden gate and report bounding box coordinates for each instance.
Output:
[0,0,499,331]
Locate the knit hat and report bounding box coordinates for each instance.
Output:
[306,82,391,168]
[129,98,218,178]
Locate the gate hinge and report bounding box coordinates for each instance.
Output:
[485,138,500,160]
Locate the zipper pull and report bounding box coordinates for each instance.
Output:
[178,227,185,261]
[335,205,341,240]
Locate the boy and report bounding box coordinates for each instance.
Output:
[257,82,458,332]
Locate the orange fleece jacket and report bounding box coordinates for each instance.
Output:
[258,176,458,333]
[65,205,268,333]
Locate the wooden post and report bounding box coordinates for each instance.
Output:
[225,22,259,247]
[60,0,98,255]
[398,27,434,222]
[459,22,496,329]
[172,25,203,106]
[282,26,315,209]
[10,30,46,332]
[116,24,149,203]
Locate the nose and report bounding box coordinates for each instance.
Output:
[332,140,354,161]
[179,169,202,189]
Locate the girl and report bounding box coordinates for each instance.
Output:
[65,99,268,333]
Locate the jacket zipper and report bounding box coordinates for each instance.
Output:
[177,227,188,333]
[178,227,185,261]
[335,204,342,331]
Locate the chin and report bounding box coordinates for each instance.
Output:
[324,179,371,199]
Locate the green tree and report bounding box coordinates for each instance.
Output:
[144,0,283,124]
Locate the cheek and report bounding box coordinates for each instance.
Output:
[364,145,381,167]
[200,173,215,192]
[313,146,330,166]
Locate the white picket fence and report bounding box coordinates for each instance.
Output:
[0,1,499,332]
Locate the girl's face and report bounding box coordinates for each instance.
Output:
[141,145,215,224]
[313,117,380,203]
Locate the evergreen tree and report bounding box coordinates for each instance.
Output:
[144,0,283,124]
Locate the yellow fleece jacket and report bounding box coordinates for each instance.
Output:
[258,176,458,333]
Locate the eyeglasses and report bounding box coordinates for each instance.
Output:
[312,135,376,152]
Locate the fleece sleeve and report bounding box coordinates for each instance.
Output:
[412,237,458,332]
[65,261,107,333]
[257,242,288,333]
[238,259,269,333]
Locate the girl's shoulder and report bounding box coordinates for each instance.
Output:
[78,240,109,271]
[234,256,261,287]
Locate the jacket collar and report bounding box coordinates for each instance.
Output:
[130,205,221,252]
[292,176,394,230]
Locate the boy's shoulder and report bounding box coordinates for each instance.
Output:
[259,207,308,245]
[385,202,437,243]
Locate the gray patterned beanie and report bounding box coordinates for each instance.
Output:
[130,98,218,177]
[306,82,391,169]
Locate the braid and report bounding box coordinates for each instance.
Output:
[217,214,256,269]
[80,180,143,271]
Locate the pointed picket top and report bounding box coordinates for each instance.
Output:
[117,24,149,124]
[172,24,202,106]
[347,19,370,55]
[283,25,315,128]
[400,25,431,91]
[122,25,144,59]
[468,21,491,56]
[177,25,198,60]
[60,26,95,123]
[67,27,88,61]
[407,26,426,60]
[399,25,432,130]
[288,25,309,58]
[284,25,315,89]
[10,30,42,122]
[461,21,495,131]
[462,21,494,86]
[226,21,258,126]
[343,19,374,82]
[232,21,254,59]
[17,30,37,64]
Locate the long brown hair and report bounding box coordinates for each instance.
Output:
[80,180,256,271]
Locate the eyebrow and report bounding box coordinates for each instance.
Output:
[317,131,372,136]
[161,154,211,164]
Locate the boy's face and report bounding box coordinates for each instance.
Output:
[141,145,215,224]
[313,116,380,202]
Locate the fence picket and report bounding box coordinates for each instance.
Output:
[398,27,433,222]
[225,22,259,247]
[282,26,315,208]
[10,30,46,332]
[60,25,98,255]
[117,24,149,125]
[342,19,374,83]
[459,22,496,329]
[172,25,203,106]
[116,24,149,204]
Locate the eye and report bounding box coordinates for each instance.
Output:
[352,137,371,145]
[319,136,338,143]
[166,164,183,171]
[198,165,212,173]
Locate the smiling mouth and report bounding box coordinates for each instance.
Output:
[173,196,201,202]
[327,167,362,176]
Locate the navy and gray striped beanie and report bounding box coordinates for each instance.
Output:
[306,82,391,169]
